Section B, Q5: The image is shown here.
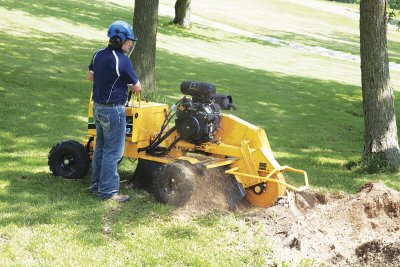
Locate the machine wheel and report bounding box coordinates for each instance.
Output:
[153,161,194,207]
[245,173,286,207]
[48,140,90,179]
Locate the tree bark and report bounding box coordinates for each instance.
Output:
[132,0,159,95]
[173,0,191,27]
[360,0,400,170]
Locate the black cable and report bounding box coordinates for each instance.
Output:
[146,137,182,157]
[146,125,177,151]
[157,98,182,134]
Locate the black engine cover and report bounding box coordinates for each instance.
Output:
[176,101,220,145]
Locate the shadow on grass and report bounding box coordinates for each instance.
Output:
[0,26,373,195]
[0,0,133,31]
[0,170,171,245]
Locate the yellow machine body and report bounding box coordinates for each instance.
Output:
[84,94,309,208]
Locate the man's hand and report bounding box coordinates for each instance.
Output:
[128,81,142,93]
[86,70,94,82]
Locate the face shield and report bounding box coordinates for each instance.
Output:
[126,40,137,58]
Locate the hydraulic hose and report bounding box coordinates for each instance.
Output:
[145,137,182,157]
[138,125,177,153]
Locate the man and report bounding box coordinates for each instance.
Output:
[86,20,141,202]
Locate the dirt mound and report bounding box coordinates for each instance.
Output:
[242,181,400,266]
[160,167,400,266]
[358,182,400,219]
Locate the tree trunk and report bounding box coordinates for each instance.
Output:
[173,0,191,27]
[360,0,400,170]
[132,0,159,95]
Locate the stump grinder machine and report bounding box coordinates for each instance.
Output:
[48,81,309,208]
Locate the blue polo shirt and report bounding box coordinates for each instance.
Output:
[88,45,139,104]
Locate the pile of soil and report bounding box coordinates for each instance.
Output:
[176,180,400,266]
[243,182,400,266]
[137,160,400,266]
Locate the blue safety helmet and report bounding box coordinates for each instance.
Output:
[107,20,138,43]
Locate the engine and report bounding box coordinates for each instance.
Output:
[176,81,235,145]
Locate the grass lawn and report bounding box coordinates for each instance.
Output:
[1,0,400,265]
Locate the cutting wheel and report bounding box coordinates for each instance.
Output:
[245,173,286,207]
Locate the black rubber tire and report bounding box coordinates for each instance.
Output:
[131,159,163,190]
[48,140,90,179]
[152,161,194,207]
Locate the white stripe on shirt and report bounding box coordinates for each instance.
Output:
[112,50,120,76]
[92,48,105,65]
[105,50,121,103]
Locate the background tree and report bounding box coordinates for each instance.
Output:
[360,0,400,170]
[132,0,159,95]
[172,0,191,27]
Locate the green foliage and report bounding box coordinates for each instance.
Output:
[388,0,400,9]
[331,0,400,27]
[347,153,399,174]
[329,0,398,7]
[362,154,393,174]
[328,0,400,27]
[389,0,400,28]
[329,0,360,3]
